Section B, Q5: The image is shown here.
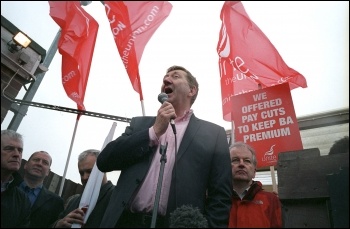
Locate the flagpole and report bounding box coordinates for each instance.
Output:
[139,75,145,116]
[231,121,235,145]
[270,165,277,193]
[58,116,80,196]
[140,100,145,116]
[52,1,94,197]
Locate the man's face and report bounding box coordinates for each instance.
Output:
[24,152,51,180]
[161,69,194,106]
[1,135,23,173]
[78,155,96,187]
[230,146,256,182]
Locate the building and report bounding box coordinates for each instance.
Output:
[1,15,48,129]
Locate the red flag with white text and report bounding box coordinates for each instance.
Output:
[217,1,307,121]
[49,1,98,114]
[103,1,173,100]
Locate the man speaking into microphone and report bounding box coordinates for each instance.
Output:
[97,65,232,228]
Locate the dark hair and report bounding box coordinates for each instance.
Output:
[166,65,199,105]
[329,136,349,155]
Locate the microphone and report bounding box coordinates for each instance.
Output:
[158,93,176,134]
[158,92,168,104]
[169,205,208,228]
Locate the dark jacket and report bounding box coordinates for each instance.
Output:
[97,114,233,227]
[54,180,115,228]
[29,187,64,228]
[16,174,64,228]
[1,172,31,228]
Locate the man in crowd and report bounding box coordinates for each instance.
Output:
[52,149,114,228]
[1,129,31,227]
[228,141,282,228]
[19,150,64,227]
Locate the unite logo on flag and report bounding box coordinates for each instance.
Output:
[217,1,307,122]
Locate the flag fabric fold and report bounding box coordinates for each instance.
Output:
[103,1,173,100]
[71,122,117,228]
[217,1,307,121]
[49,1,99,113]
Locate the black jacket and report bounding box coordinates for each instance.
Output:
[54,180,115,228]
[29,186,64,228]
[1,172,31,228]
[16,174,64,228]
[97,114,233,227]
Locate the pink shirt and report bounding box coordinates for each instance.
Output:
[130,110,193,215]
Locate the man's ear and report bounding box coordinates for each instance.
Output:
[45,169,51,177]
[189,86,197,96]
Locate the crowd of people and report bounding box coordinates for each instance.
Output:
[2,65,348,228]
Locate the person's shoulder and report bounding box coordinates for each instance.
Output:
[101,181,115,199]
[259,189,280,200]
[64,193,81,209]
[194,116,225,130]
[11,171,24,187]
[131,116,156,126]
[132,116,155,121]
[106,180,115,186]
[42,187,64,200]
[102,180,115,193]
[14,186,32,206]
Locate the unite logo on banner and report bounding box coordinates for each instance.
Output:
[231,83,303,168]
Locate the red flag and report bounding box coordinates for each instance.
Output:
[217,1,307,121]
[49,1,98,113]
[103,1,172,100]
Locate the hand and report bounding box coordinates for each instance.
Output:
[54,208,85,228]
[154,101,176,138]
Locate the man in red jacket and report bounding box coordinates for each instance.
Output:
[228,141,282,228]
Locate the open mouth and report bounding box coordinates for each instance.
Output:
[164,88,173,94]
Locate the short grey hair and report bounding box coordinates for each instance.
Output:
[1,129,23,146]
[78,149,100,162]
[229,141,257,167]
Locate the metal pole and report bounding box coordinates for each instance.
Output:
[8,29,61,130]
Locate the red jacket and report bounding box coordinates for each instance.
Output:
[228,181,282,228]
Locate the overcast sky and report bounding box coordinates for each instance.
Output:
[1,1,349,185]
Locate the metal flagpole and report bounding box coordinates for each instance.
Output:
[58,116,80,196]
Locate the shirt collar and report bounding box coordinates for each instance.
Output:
[233,183,253,200]
[20,181,43,191]
[1,175,14,192]
[175,109,193,122]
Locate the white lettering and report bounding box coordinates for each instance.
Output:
[243,127,291,142]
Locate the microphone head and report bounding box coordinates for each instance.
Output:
[158,93,168,104]
[169,204,208,228]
